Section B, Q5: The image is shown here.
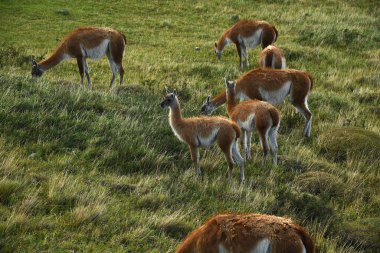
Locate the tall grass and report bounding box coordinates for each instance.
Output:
[0,0,379,252]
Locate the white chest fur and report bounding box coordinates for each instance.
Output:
[259,81,291,105]
[169,117,185,143]
[81,39,110,59]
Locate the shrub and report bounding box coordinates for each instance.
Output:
[338,218,380,253]
[318,127,380,164]
[294,171,344,198]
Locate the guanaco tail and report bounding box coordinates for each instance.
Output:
[160,90,245,182]
[259,45,286,69]
[175,213,315,253]
[31,27,126,90]
[215,19,278,70]
[201,68,313,137]
[225,79,280,165]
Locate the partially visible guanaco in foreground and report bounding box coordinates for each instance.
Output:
[175,213,315,253]
[215,19,278,70]
[31,27,126,89]
[225,79,280,165]
[160,90,245,181]
[201,68,313,137]
[259,45,286,69]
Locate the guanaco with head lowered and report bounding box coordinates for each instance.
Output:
[225,79,280,165]
[215,19,278,70]
[175,213,315,253]
[160,90,245,182]
[201,68,313,137]
[31,27,126,90]
[259,45,286,69]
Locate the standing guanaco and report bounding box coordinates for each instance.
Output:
[201,68,313,137]
[259,45,286,69]
[31,27,126,90]
[161,90,245,181]
[215,20,278,70]
[225,80,280,165]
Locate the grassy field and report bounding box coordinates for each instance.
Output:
[0,0,379,252]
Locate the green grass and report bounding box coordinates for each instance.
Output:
[0,0,379,252]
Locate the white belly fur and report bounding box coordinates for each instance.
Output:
[197,128,219,147]
[218,238,271,253]
[259,81,291,105]
[81,39,110,59]
[238,113,255,131]
[239,29,263,49]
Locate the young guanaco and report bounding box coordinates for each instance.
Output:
[161,90,245,181]
[225,80,280,165]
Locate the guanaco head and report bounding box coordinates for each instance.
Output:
[160,89,178,109]
[200,95,214,115]
[225,79,236,96]
[215,42,222,60]
[31,59,43,77]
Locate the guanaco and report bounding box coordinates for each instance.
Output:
[259,45,286,69]
[175,213,315,253]
[201,68,313,137]
[160,90,245,181]
[31,27,126,89]
[225,80,280,165]
[215,20,278,70]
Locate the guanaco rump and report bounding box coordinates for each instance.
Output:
[160,90,245,181]
[225,79,280,165]
[215,20,278,70]
[259,45,286,69]
[201,68,313,137]
[31,27,126,89]
[175,213,315,253]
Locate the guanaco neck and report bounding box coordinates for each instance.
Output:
[211,90,227,109]
[38,45,67,71]
[226,88,238,116]
[217,31,230,51]
[212,81,242,109]
[169,98,185,130]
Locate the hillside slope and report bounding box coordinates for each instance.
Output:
[0,0,379,252]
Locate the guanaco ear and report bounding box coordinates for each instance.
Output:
[206,95,211,103]
[224,78,229,87]
[32,59,37,66]
[214,42,217,48]
[173,89,177,96]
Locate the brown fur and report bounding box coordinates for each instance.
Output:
[226,80,280,163]
[217,20,277,50]
[216,20,278,68]
[161,92,245,181]
[259,45,285,69]
[175,213,315,253]
[32,27,126,89]
[202,68,313,137]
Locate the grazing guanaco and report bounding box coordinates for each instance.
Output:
[31,27,126,89]
[201,68,313,137]
[215,20,278,70]
[175,213,315,253]
[160,90,245,182]
[225,80,280,165]
[259,45,286,69]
